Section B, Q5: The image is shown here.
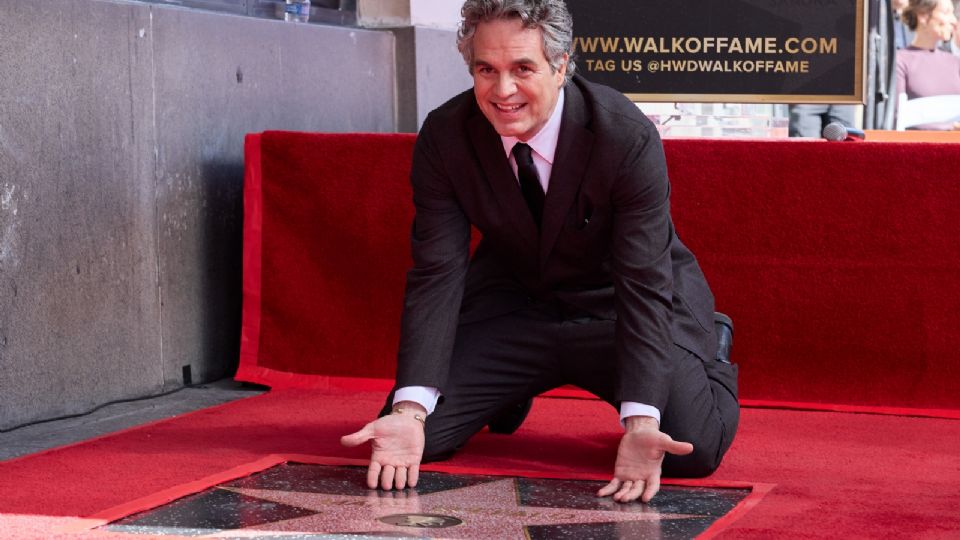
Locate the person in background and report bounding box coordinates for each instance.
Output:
[788,103,857,138]
[894,0,917,48]
[952,18,960,54]
[897,0,960,129]
[940,1,960,54]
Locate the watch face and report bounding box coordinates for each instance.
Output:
[378,513,464,528]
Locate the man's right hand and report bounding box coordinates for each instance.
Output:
[340,402,426,491]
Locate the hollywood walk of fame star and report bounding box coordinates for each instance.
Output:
[105,464,748,539]
[218,477,698,538]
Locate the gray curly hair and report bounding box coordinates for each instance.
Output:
[457,0,577,81]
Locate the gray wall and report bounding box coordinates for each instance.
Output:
[394,26,473,132]
[0,0,398,429]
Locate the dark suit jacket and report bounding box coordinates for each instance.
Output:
[395,75,716,412]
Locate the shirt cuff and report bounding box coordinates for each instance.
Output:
[620,401,661,427]
[393,386,441,415]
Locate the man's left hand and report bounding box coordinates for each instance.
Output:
[597,417,693,503]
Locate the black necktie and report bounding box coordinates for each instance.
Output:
[512,142,545,229]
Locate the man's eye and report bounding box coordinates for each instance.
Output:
[477,66,494,74]
[517,65,534,74]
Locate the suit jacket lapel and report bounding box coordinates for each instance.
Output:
[539,83,594,271]
[467,112,540,252]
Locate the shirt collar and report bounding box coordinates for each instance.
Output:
[500,87,565,165]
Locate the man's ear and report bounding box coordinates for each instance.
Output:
[556,52,569,85]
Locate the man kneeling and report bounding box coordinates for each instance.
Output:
[342,0,739,504]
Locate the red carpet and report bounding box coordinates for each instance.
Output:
[0,388,958,538]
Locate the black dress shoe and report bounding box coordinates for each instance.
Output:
[487,398,534,435]
[714,312,734,364]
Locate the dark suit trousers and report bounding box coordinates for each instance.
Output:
[385,303,740,478]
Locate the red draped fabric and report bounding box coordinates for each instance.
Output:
[238,132,960,412]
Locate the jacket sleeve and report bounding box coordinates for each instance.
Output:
[609,124,676,412]
[394,119,472,390]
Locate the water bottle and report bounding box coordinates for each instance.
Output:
[284,0,311,23]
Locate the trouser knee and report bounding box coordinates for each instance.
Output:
[421,431,462,463]
[662,413,738,478]
[663,443,723,478]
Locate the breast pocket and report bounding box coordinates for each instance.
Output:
[573,197,612,231]
[563,203,612,262]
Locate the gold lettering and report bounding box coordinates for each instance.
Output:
[599,37,620,53]
[574,35,836,57]
[574,36,599,53]
[584,58,615,72]
[820,37,838,54]
[623,36,643,53]
[785,37,799,54]
[672,36,685,53]
[716,36,729,52]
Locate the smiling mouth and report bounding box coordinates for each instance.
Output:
[493,103,526,113]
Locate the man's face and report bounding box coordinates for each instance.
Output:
[471,18,567,141]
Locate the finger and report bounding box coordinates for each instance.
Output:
[597,478,621,497]
[366,462,382,489]
[618,480,646,503]
[340,424,375,447]
[613,480,635,501]
[664,439,694,456]
[408,464,420,488]
[381,465,396,491]
[658,432,694,455]
[641,476,660,503]
[395,466,408,490]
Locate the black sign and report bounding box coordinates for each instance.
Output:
[567,0,865,103]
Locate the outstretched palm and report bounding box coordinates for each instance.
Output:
[598,428,693,503]
[341,413,425,490]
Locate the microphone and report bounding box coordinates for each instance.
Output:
[822,122,866,141]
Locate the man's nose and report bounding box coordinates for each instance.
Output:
[494,74,517,97]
